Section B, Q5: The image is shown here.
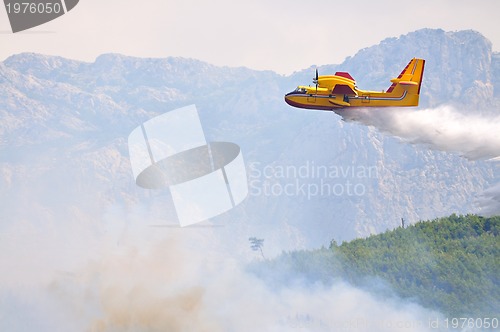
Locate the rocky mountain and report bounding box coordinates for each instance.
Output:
[0,28,498,254]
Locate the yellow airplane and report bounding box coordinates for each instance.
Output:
[285,58,425,110]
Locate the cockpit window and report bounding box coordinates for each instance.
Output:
[294,87,307,93]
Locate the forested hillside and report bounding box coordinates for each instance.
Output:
[255,214,499,317]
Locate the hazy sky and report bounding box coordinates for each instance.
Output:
[1,0,499,74]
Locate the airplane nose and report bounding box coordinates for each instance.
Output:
[284,92,293,106]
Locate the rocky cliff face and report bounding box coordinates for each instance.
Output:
[0,28,498,253]
[266,29,499,246]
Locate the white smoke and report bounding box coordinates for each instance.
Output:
[336,105,500,160]
[0,210,443,332]
[53,232,442,332]
[9,104,495,331]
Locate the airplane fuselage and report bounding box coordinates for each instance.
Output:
[285,87,419,110]
[285,58,425,111]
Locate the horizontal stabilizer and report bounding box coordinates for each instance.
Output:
[399,81,419,86]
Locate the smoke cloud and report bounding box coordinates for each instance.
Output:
[335,105,500,160]
[8,104,493,331]
[51,232,442,332]
[0,210,443,332]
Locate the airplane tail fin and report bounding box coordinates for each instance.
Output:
[386,58,425,96]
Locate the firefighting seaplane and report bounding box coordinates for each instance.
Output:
[284,58,425,110]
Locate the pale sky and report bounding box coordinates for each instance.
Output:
[1,0,499,74]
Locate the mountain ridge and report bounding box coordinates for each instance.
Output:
[0,28,498,251]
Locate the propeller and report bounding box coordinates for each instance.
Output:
[313,68,319,95]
